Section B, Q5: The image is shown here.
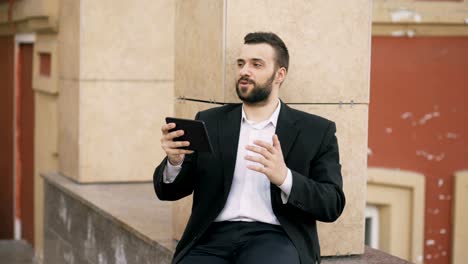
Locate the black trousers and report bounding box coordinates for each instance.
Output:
[179,221,300,264]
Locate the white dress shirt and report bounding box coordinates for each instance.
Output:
[163,100,293,225]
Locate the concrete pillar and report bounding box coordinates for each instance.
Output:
[173,0,372,256]
[33,33,60,262]
[58,0,175,182]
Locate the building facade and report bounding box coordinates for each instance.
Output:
[0,1,467,263]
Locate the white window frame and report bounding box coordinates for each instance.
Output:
[365,204,380,249]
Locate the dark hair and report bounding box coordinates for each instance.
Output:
[244,32,289,71]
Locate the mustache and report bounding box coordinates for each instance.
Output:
[237,76,255,85]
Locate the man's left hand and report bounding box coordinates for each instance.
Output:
[245,134,288,186]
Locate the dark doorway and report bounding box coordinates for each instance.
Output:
[17,43,35,246]
[0,36,15,240]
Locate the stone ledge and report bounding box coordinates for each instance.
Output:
[42,172,176,252]
[42,172,410,264]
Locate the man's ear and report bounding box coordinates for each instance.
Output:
[275,67,287,85]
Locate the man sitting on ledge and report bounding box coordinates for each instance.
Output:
[153,32,346,264]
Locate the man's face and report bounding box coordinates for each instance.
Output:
[235,44,277,104]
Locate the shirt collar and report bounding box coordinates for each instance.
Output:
[241,99,281,128]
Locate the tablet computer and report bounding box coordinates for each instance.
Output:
[165,117,214,153]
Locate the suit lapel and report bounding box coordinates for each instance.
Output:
[218,104,242,196]
[275,102,299,161]
[271,102,300,204]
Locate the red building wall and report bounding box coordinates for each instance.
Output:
[369,37,468,264]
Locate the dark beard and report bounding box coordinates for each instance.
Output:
[235,73,275,105]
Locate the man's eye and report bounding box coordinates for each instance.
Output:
[237,63,244,67]
[254,63,262,67]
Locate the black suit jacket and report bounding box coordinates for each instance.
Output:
[153,102,345,264]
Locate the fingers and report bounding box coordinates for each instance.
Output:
[162,140,191,152]
[245,154,269,166]
[162,123,185,139]
[245,145,272,159]
[162,123,185,141]
[246,164,267,174]
[165,140,190,149]
[161,123,176,134]
[166,148,194,155]
[164,129,185,141]
[272,134,281,151]
[252,140,274,152]
[161,122,192,156]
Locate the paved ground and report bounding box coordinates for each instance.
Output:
[0,240,35,264]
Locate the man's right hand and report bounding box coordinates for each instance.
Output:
[161,123,194,165]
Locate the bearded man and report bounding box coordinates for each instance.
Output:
[154,32,345,264]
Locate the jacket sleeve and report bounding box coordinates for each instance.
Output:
[153,154,197,201]
[286,122,346,222]
[153,113,200,201]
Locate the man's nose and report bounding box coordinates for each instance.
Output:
[239,65,251,77]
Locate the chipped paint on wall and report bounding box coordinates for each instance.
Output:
[59,195,67,224]
[391,30,415,38]
[98,252,108,264]
[399,109,441,126]
[418,111,440,125]
[112,237,127,264]
[401,112,412,119]
[437,179,444,187]
[390,9,422,23]
[84,216,96,260]
[428,208,440,215]
[391,30,406,37]
[64,250,75,264]
[446,132,459,139]
[415,150,445,161]
[58,194,72,232]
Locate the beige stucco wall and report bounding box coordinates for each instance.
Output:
[0,0,59,35]
[0,0,43,24]
[57,0,79,180]
[57,0,175,183]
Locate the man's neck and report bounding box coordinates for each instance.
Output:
[243,97,280,123]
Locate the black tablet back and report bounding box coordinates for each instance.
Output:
[166,117,214,153]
